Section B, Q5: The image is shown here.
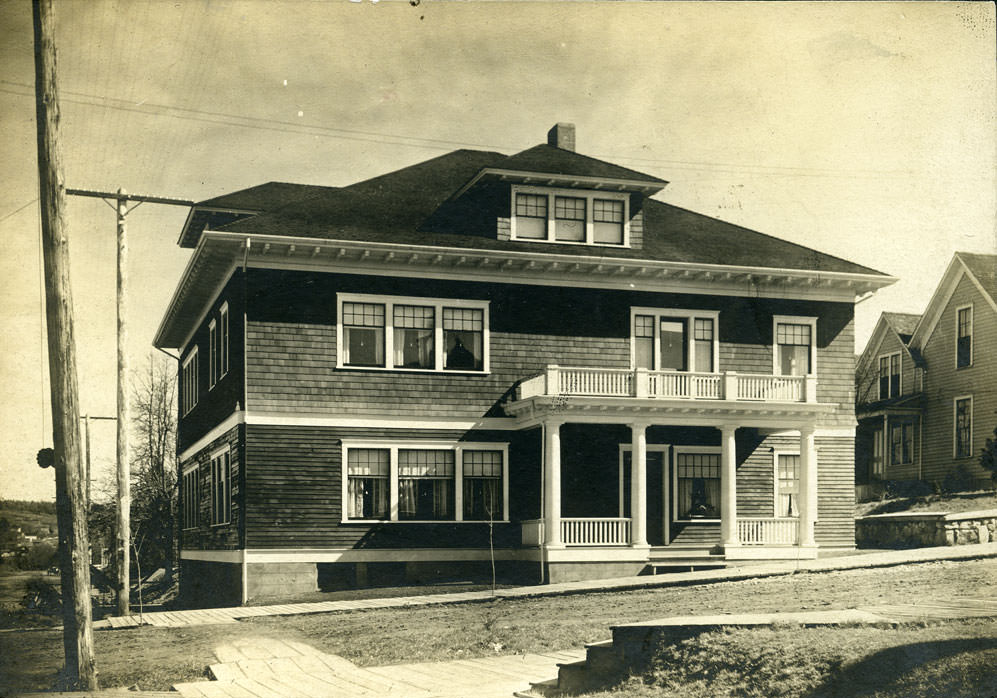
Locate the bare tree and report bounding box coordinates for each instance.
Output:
[130,355,178,583]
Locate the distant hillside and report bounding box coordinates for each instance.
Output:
[0,500,58,539]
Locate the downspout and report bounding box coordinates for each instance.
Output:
[539,422,546,585]
[241,237,250,604]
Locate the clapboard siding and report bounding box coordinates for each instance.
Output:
[815,435,856,546]
[856,329,919,405]
[243,269,856,424]
[179,424,243,551]
[920,274,997,483]
[178,271,246,450]
[243,425,533,549]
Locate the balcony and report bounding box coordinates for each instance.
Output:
[516,366,817,404]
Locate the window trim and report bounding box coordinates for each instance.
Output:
[181,346,199,416]
[871,427,885,477]
[337,293,490,374]
[510,185,630,248]
[672,446,722,523]
[209,446,232,527]
[772,450,801,518]
[955,303,973,369]
[878,351,902,400]
[772,315,818,377]
[219,302,230,379]
[889,419,916,466]
[340,440,509,523]
[181,464,199,530]
[208,319,218,389]
[629,307,720,373]
[953,395,974,459]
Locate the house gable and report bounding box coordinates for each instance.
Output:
[909,252,997,350]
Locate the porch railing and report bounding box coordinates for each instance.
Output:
[516,366,816,404]
[737,517,799,545]
[560,517,632,546]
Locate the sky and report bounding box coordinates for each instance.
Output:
[0,1,994,502]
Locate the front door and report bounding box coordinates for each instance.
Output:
[621,446,670,546]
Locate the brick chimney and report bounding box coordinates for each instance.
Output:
[547,122,575,152]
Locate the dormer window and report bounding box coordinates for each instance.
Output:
[511,185,629,247]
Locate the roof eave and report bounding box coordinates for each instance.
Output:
[453,167,667,199]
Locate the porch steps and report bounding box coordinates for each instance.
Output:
[647,546,727,573]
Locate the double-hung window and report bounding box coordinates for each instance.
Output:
[342,442,508,522]
[776,453,800,517]
[208,320,218,388]
[675,450,721,520]
[957,306,972,368]
[879,353,901,399]
[955,397,973,459]
[463,450,503,521]
[398,449,454,520]
[219,302,229,378]
[181,347,198,415]
[182,467,199,530]
[871,428,885,477]
[347,448,389,520]
[631,308,719,373]
[210,447,231,526]
[890,419,915,465]
[773,316,817,376]
[338,294,489,372]
[512,186,629,246]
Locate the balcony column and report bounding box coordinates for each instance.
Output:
[798,426,817,546]
[719,424,739,547]
[630,422,649,547]
[544,419,564,547]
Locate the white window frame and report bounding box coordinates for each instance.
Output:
[340,440,509,523]
[629,307,720,373]
[181,346,198,416]
[878,351,902,400]
[210,446,232,526]
[510,185,630,247]
[336,293,490,374]
[219,301,230,379]
[208,319,218,389]
[772,450,801,518]
[871,427,885,477]
[955,303,973,369]
[182,464,199,530]
[953,395,973,459]
[772,315,818,377]
[672,446,722,523]
[889,418,916,466]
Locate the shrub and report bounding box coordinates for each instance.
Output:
[941,464,976,495]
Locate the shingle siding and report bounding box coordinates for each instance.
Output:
[179,424,243,551]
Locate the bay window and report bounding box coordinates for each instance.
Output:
[342,442,508,522]
[338,294,489,372]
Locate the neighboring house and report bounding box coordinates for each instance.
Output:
[856,252,997,492]
[155,123,894,606]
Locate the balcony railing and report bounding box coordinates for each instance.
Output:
[737,517,800,545]
[517,366,817,404]
[561,517,632,546]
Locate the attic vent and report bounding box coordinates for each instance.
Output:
[547,123,575,152]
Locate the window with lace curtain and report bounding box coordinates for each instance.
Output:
[398,449,454,520]
[675,451,720,520]
[347,448,389,520]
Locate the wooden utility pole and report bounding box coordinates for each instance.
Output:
[32,0,97,689]
[66,188,192,616]
[115,189,130,616]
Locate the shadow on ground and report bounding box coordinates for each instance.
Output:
[807,636,997,697]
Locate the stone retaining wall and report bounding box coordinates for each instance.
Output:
[856,509,997,548]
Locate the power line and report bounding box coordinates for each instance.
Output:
[0,198,39,224]
[0,81,932,180]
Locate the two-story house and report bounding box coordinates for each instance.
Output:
[856,252,996,493]
[155,123,894,606]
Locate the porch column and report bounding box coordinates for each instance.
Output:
[719,424,738,546]
[630,422,649,547]
[798,426,817,546]
[544,420,564,547]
